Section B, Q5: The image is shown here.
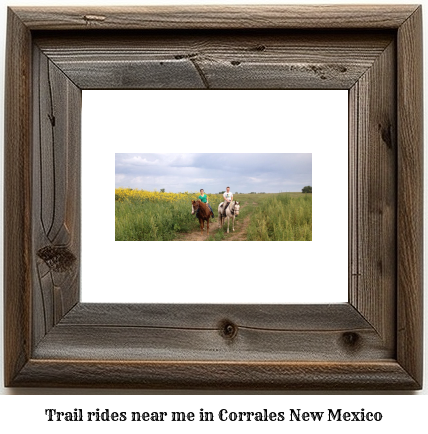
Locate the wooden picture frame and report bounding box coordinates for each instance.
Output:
[4,5,423,389]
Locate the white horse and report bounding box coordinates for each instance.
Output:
[218,201,240,233]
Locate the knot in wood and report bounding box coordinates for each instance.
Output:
[378,122,393,149]
[37,245,76,272]
[219,320,238,340]
[341,332,361,350]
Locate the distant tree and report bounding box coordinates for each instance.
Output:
[302,186,312,193]
[219,191,225,194]
[160,188,165,193]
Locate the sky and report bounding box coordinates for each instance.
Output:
[115,153,312,194]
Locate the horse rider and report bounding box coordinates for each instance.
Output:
[222,186,233,215]
[198,189,215,218]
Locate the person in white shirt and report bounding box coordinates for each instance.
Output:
[222,186,233,215]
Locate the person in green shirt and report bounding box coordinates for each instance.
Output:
[198,189,215,218]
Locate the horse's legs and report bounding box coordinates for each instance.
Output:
[207,218,209,237]
[200,219,204,235]
[232,216,235,232]
[227,216,230,233]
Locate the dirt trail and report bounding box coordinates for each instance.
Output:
[174,226,211,241]
[222,215,251,241]
[173,202,254,241]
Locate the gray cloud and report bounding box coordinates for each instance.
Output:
[115,153,311,193]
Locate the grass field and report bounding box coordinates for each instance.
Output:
[115,188,312,241]
[246,193,312,241]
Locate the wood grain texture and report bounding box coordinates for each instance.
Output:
[11,5,419,30]
[12,360,419,390]
[61,303,371,329]
[32,47,81,348]
[33,304,391,362]
[34,31,393,90]
[349,40,396,351]
[4,6,423,390]
[3,8,32,387]
[396,6,423,387]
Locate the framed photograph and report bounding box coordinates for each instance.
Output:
[4,5,423,389]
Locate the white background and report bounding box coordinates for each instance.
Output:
[0,0,427,430]
[82,90,348,303]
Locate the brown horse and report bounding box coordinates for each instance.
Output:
[191,200,212,237]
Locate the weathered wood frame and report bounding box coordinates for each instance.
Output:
[4,5,423,389]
